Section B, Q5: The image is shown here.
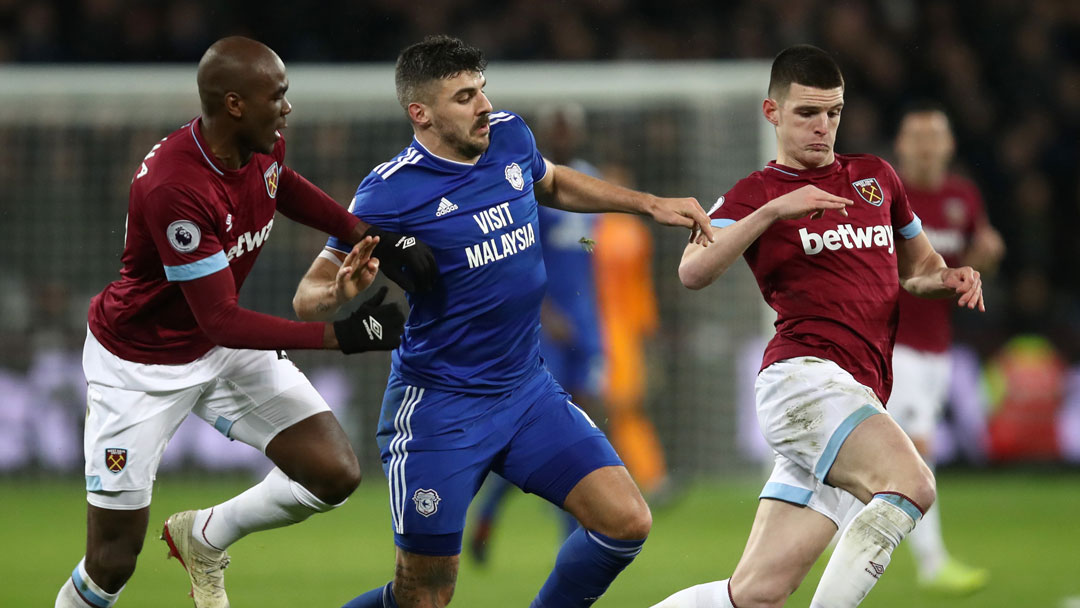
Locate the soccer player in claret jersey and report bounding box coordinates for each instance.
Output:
[292,36,714,608]
[887,102,1003,595]
[55,37,437,608]
[651,45,984,608]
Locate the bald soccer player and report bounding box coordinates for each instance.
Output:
[55,37,437,608]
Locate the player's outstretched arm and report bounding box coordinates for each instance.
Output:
[179,262,403,353]
[533,159,714,245]
[680,185,852,289]
[294,237,381,321]
[276,168,438,293]
[897,231,985,311]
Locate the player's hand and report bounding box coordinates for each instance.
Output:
[364,226,439,293]
[943,266,985,312]
[332,286,406,354]
[334,237,381,306]
[646,196,715,246]
[768,185,853,221]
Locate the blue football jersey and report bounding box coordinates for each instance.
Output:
[328,111,548,393]
[537,159,601,354]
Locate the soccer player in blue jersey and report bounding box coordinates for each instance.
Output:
[293,36,714,608]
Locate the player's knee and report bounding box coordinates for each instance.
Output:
[85,543,141,592]
[324,455,363,505]
[304,452,362,506]
[610,501,653,540]
[907,464,936,511]
[880,460,936,513]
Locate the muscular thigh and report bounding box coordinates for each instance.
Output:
[824,412,930,505]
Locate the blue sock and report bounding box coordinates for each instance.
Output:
[530,528,646,607]
[478,475,516,522]
[342,582,397,608]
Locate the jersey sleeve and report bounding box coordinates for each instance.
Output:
[708,178,764,228]
[276,165,361,242]
[142,184,227,281]
[883,160,922,240]
[326,175,399,253]
[520,117,548,183]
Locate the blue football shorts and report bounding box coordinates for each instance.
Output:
[375,367,622,556]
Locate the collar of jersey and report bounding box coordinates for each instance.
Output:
[191,117,248,178]
[412,137,483,171]
[765,158,842,182]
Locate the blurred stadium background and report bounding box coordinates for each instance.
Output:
[1,1,1079,606]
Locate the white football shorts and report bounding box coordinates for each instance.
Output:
[886,344,951,439]
[755,356,887,526]
[81,328,331,509]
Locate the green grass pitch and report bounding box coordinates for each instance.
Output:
[3,470,1077,607]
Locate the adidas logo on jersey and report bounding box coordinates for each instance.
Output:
[799,223,894,255]
[436,197,458,217]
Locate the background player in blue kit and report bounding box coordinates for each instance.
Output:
[293,36,714,608]
[468,104,605,563]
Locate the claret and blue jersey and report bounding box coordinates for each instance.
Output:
[328,111,549,393]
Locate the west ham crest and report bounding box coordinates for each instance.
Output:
[412,488,441,517]
[264,161,279,198]
[852,178,884,206]
[505,163,524,191]
[105,448,127,474]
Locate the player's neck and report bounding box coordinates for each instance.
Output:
[414,131,480,165]
[776,151,835,171]
[199,116,253,170]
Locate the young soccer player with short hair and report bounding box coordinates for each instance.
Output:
[652,45,985,608]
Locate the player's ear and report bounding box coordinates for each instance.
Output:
[408,102,431,128]
[763,98,780,126]
[224,91,244,119]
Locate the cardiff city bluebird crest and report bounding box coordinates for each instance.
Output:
[412,488,441,517]
[852,178,883,206]
[505,163,524,191]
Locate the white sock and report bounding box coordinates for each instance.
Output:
[650,578,735,608]
[56,558,122,607]
[906,499,947,578]
[810,495,920,608]
[192,467,341,551]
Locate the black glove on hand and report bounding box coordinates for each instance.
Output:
[365,226,438,293]
[333,286,406,354]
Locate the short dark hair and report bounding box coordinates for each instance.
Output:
[395,35,487,109]
[899,99,949,119]
[768,45,844,100]
[896,99,951,136]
